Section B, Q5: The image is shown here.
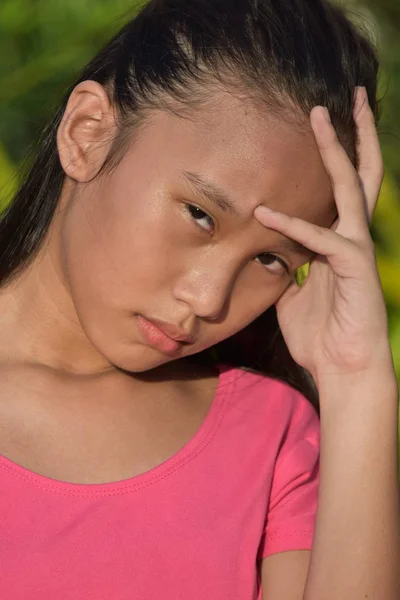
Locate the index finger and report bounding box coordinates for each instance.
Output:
[354,86,384,220]
[310,105,369,241]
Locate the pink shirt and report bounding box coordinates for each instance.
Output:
[0,366,320,599]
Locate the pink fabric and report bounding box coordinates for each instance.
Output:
[0,366,320,599]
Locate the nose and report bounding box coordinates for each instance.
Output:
[173,263,235,321]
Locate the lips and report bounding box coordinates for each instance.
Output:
[136,315,195,355]
[146,317,195,345]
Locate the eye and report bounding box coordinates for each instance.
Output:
[255,253,289,275]
[186,204,215,233]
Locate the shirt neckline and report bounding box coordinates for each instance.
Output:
[0,363,235,497]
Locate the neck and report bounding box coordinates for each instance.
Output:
[0,224,114,376]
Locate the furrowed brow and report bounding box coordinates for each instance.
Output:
[278,237,314,258]
[182,171,239,216]
[182,171,315,259]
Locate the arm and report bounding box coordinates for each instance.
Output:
[256,86,400,599]
[303,371,399,600]
[262,550,311,599]
[261,373,399,600]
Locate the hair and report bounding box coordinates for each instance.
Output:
[0,0,381,411]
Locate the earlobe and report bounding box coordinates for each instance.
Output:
[57,81,116,182]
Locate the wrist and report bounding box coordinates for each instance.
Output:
[313,346,397,392]
[316,377,399,423]
[314,363,398,403]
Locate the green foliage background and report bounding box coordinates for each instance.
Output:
[0,0,399,401]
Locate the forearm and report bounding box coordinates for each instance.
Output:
[303,368,400,600]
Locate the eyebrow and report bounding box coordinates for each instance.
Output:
[182,170,313,259]
[182,171,239,216]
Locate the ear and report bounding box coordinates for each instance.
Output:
[57,81,117,182]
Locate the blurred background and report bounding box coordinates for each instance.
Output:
[0,1,399,388]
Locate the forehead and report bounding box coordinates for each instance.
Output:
[136,91,337,226]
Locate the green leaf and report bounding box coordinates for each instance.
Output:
[0,142,17,210]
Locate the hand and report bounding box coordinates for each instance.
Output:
[254,87,392,384]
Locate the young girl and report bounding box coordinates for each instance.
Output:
[0,0,398,598]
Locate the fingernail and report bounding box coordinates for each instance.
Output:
[255,205,274,215]
[355,86,368,113]
[322,107,331,123]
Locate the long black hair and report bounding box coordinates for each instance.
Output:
[0,0,381,410]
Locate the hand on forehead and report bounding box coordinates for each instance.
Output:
[254,87,383,243]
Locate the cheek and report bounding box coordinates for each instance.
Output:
[60,182,194,314]
[200,267,288,349]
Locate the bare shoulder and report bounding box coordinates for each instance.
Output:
[261,550,311,600]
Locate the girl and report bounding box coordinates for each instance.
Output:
[0,0,398,598]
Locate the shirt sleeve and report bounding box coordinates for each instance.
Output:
[258,385,320,559]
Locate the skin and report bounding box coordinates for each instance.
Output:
[0,83,337,484]
[258,88,399,600]
[0,81,398,598]
[1,84,336,373]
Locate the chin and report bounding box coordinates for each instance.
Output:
[106,345,177,374]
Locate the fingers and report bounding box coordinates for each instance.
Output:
[354,87,385,220]
[254,87,382,275]
[310,87,383,238]
[253,206,356,263]
[310,105,369,241]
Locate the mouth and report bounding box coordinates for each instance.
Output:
[135,315,195,355]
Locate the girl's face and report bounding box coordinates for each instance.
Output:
[58,91,337,372]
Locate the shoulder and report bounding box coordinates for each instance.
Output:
[223,365,318,423]
[219,366,320,456]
